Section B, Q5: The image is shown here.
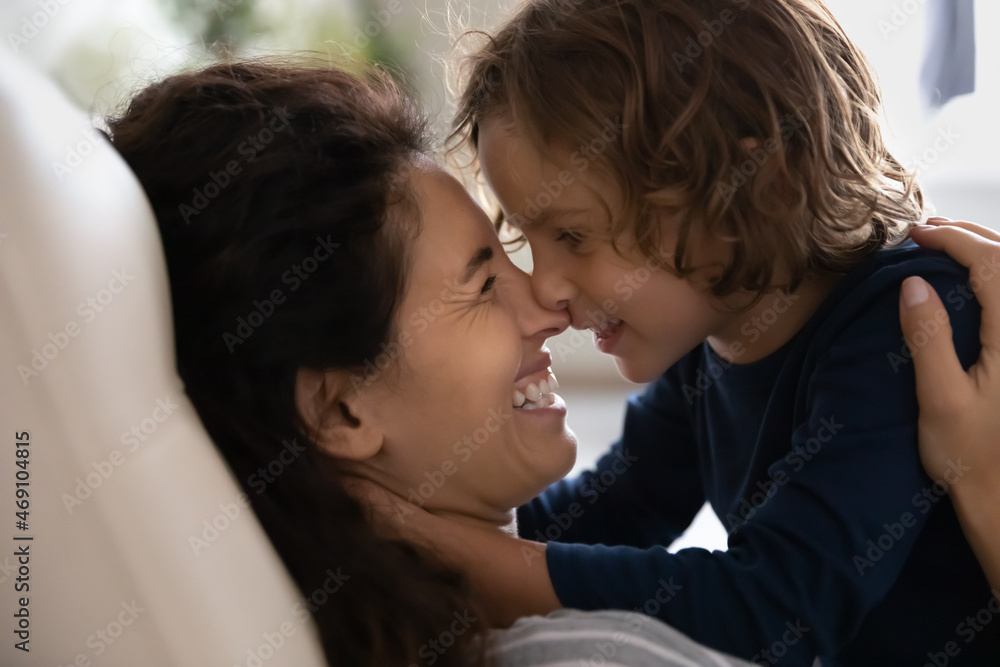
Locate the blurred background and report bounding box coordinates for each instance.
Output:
[2,0,996,552]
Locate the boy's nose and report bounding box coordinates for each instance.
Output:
[517,270,570,340]
[530,262,575,313]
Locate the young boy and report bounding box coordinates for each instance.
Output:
[405,0,998,664]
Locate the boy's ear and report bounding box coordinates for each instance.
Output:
[294,367,383,461]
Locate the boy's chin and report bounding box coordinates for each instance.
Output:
[614,355,663,384]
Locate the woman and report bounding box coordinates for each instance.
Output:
[105,58,998,665]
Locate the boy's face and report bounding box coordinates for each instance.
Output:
[478,117,735,383]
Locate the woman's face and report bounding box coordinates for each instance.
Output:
[355,160,577,525]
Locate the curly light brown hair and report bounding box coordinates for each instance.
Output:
[449,0,924,301]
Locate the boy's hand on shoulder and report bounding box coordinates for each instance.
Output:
[342,474,562,626]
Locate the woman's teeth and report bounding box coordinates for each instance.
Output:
[513,371,559,409]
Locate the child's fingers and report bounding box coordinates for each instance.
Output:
[899,276,971,416]
[906,224,1000,355]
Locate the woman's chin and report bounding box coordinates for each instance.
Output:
[521,426,579,495]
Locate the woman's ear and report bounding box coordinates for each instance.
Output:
[294,367,383,461]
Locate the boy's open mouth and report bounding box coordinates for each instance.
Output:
[591,317,625,353]
[591,317,623,340]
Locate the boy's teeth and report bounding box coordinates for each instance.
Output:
[513,389,526,408]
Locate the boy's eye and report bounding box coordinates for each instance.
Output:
[555,229,585,250]
[480,274,497,295]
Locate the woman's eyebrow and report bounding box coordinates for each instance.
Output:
[459,246,493,285]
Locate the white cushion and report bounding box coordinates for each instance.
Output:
[0,51,325,666]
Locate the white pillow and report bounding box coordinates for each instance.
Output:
[0,52,326,666]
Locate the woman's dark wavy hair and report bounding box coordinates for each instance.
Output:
[106,56,487,666]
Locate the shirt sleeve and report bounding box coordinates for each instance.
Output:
[540,259,982,662]
[516,359,705,548]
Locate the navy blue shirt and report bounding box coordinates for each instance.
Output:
[518,240,999,665]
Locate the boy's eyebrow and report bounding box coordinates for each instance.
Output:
[459,246,494,284]
[509,208,591,229]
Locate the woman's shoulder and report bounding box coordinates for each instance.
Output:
[483,608,752,666]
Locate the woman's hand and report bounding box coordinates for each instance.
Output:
[900,216,1000,596]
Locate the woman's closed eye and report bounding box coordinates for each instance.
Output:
[480,274,497,295]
